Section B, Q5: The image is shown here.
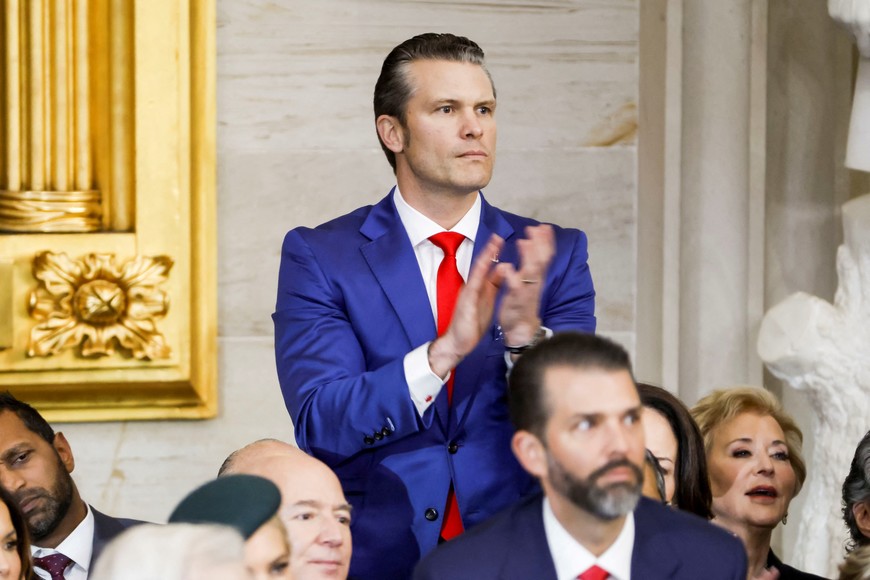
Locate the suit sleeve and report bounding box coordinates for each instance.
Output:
[273,229,427,461]
[540,228,596,333]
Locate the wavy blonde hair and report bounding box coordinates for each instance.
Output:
[691,387,806,495]
[839,544,870,580]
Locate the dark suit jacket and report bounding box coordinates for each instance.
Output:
[273,191,596,580]
[413,495,748,580]
[90,506,142,570]
[767,550,829,580]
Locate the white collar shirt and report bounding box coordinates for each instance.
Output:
[542,497,635,580]
[32,503,94,580]
[392,186,481,320]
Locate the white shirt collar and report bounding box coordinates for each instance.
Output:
[32,503,95,578]
[542,497,635,580]
[392,186,481,247]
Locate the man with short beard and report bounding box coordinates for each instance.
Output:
[414,333,748,580]
[0,392,140,579]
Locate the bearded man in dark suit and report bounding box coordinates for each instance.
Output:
[0,392,141,579]
[415,333,748,580]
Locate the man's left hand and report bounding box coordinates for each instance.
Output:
[497,224,555,347]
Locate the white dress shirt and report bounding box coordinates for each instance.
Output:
[394,188,481,416]
[32,503,95,580]
[542,498,635,580]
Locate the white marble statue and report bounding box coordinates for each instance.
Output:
[757,194,870,576]
[829,0,870,171]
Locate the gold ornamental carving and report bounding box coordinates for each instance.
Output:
[27,251,174,360]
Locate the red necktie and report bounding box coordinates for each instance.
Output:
[34,553,73,580]
[578,565,610,580]
[428,232,465,541]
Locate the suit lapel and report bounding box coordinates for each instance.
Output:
[360,191,437,349]
[360,192,447,428]
[452,196,514,432]
[501,495,558,580]
[631,499,681,578]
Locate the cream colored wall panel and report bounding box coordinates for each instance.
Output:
[218,150,392,336]
[64,337,290,522]
[217,0,637,153]
[488,148,636,333]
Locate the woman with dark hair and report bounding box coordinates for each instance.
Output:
[638,382,713,519]
[843,430,870,553]
[0,486,34,579]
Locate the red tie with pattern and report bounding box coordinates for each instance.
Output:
[428,232,465,541]
[578,565,610,580]
[34,553,73,580]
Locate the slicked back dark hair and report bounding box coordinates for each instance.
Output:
[0,391,55,444]
[373,32,494,172]
[843,430,870,552]
[509,332,635,438]
[638,382,713,520]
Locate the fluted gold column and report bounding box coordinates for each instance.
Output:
[0,0,126,232]
[109,0,133,231]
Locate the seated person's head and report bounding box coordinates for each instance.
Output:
[838,544,870,580]
[219,439,351,580]
[638,382,713,519]
[843,430,870,552]
[91,523,249,580]
[0,485,33,580]
[169,474,292,580]
[691,388,806,536]
[0,392,83,547]
[508,332,644,522]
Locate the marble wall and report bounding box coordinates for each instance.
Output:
[58,0,640,523]
[39,3,864,573]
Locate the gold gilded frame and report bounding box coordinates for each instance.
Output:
[0,0,216,421]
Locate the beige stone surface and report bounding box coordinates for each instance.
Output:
[57,0,640,526]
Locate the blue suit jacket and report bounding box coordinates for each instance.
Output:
[413,495,748,580]
[273,191,596,580]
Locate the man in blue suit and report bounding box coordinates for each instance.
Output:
[274,33,595,580]
[414,332,748,580]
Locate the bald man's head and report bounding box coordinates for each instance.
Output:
[219,440,352,580]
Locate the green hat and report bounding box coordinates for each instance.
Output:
[168,474,281,539]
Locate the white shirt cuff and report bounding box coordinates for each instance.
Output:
[405,342,449,416]
[504,326,554,371]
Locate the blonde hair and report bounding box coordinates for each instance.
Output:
[691,387,806,495]
[840,545,870,580]
[91,523,248,580]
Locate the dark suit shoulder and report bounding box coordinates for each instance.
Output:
[91,507,145,543]
[413,494,556,580]
[767,550,829,580]
[90,506,147,570]
[633,499,747,578]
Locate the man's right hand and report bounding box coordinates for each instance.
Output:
[427,234,505,378]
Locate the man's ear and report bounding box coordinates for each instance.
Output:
[376,115,405,154]
[512,430,547,480]
[854,500,870,540]
[52,433,75,474]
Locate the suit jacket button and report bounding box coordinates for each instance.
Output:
[424,508,439,521]
[382,426,393,437]
[448,442,459,454]
[374,431,384,441]
[363,436,375,445]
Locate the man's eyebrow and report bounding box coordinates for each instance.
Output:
[291,499,353,513]
[0,443,29,463]
[292,500,322,509]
